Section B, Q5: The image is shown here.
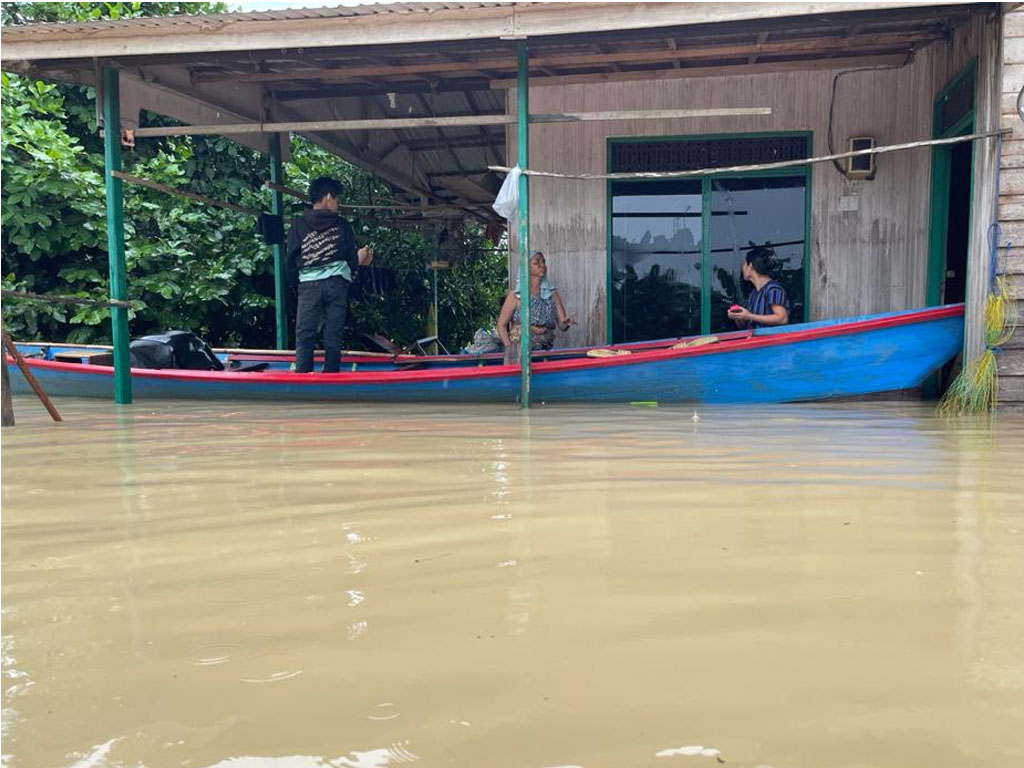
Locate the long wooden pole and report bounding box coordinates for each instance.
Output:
[2,328,62,423]
[103,67,132,406]
[517,41,531,409]
[1,340,13,427]
[111,170,261,216]
[268,133,289,350]
[127,108,771,138]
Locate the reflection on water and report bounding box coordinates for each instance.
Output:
[2,396,1024,768]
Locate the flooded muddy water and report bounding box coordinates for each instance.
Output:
[2,397,1023,768]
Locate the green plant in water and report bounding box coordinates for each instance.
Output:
[938,276,1019,416]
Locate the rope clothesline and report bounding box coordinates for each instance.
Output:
[487,129,1010,181]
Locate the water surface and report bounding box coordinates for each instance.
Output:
[2,397,1023,768]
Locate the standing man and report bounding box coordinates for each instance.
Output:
[287,176,373,373]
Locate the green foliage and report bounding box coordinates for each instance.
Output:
[1,2,226,26]
[1,1,506,352]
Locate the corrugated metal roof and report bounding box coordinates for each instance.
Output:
[1,3,513,38]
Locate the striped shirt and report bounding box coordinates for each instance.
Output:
[745,280,790,328]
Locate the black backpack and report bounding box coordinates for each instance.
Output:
[129,331,224,371]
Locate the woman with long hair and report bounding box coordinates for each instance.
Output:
[727,245,791,329]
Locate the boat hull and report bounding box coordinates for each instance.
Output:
[7,306,964,404]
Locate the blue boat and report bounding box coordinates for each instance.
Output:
[6,305,964,404]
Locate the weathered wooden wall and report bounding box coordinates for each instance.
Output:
[508,13,994,350]
[998,6,1024,406]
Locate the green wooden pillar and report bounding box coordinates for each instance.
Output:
[517,41,531,408]
[269,133,289,349]
[102,67,132,405]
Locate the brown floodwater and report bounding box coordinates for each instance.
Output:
[2,396,1023,768]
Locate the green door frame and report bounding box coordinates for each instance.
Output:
[606,131,812,341]
[927,59,977,307]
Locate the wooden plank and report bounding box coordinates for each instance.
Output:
[999,198,1024,220]
[1003,274,1024,299]
[997,372,1024,403]
[997,352,1024,376]
[130,107,773,138]
[999,251,1024,274]
[999,167,1024,196]
[1005,36,1024,65]
[1000,91,1022,117]
[1003,63,1024,94]
[999,113,1024,140]
[1001,137,1024,156]
[1002,9,1024,38]
[995,219,1024,245]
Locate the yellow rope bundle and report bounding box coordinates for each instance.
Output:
[938,276,1018,416]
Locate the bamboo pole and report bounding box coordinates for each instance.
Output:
[112,170,261,217]
[127,108,772,138]
[2,326,62,423]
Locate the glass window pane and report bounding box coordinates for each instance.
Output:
[611,180,702,343]
[708,176,806,333]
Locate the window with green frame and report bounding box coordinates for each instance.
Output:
[608,133,811,343]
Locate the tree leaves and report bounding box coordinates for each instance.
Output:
[1,1,506,352]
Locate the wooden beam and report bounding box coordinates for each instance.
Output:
[749,31,770,65]
[490,53,911,89]
[129,107,772,137]
[276,76,495,101]
[666,39,681,70]
[192,30,939,84]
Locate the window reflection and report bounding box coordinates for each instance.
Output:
[611,180,703,343]
[610,174,807,341]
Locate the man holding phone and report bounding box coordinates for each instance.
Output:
[286,176,374,373]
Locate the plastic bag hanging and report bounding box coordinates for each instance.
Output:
[492,166,521,223]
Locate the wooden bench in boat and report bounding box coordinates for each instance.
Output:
[53,350,114,366]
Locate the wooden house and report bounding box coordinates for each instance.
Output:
[2,2,1020,404]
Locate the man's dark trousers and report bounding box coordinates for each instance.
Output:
[295,275,350,373]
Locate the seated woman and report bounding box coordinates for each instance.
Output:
[497,251,575,363]
[727,245,791,329]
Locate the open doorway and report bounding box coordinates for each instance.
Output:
[927,61,976,395]
[941,139,972,306]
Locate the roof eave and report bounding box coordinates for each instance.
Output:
[1,2,952,63]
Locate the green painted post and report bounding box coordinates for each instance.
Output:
[102,67,132,405]
[517,41,531,408]
[700,177,712,336]
[269,133,289,349]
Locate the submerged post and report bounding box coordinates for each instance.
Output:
[517,41,531,408]
[102,67,132,405]
[269,133,289,350]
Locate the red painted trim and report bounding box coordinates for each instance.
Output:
[11,305,963,387]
